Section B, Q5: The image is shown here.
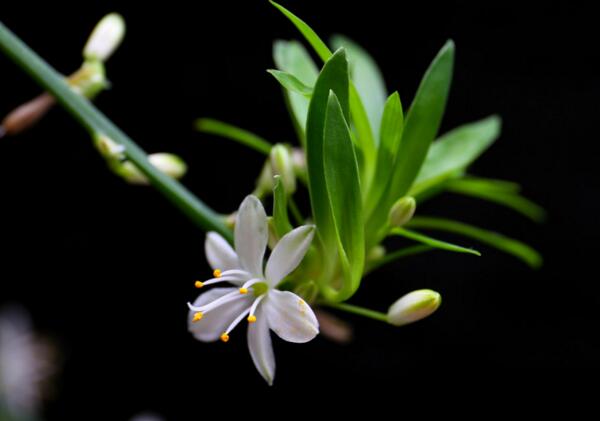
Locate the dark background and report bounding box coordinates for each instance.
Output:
[1,0,598,416]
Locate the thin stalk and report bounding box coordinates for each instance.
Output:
[288,196,304,225]
[365,244,433,275]
[324,301,389,323]
[0,21,232,242]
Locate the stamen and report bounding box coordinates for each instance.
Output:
[187,290,244,313]
[239,288,248,294]
[241,278,261,290]
[220,269,252,278]
[192,312,203,322]
[201,275,245,287]
[194,280,204,288]
[247,315,257,323]
[248,295,266,320]
[213,269,222,278]
[220,333,229,343]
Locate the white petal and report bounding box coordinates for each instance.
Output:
[205,232,239,271]
[188,288,252,342]
[265,225,315,287]
[247,305,275,385]
[234,195,268,277]
[264,290,319,343]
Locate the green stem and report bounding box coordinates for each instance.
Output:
[288,196,304,225]
[324,301,389,323]
[0,21,232,242]
[365,244,433,275]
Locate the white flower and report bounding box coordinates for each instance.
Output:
[188,195,318,385]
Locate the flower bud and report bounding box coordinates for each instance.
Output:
[83,13,126,62]
[0,93,55,138]
[116,153,187,185]
[388,196,416,227]
[94,134,125,159]
[270,144,296,194]
[387,289,441,326]
[252,160,273,199]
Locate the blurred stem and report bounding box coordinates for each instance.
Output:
[288,196,304,225]
[0,21,232,242]
[324,302,389,323]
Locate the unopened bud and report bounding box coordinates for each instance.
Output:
[68,61,106,99]
[387,289,441,326]
[83,13,126,62]
[0,93,55,137]
[94,134,125,159]
[389,196,416,227]
[270,144,296,194]
[116,153,187,185]
[253,160,273,199]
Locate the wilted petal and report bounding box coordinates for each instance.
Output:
[265,225,315,287]
[205,232,239,271]
[188,288,252,342]
[264,290,319,343]
[247,306,275,385]
[234,196,268,277]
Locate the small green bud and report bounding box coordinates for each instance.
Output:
[387,289,441,326]
[389,196,416,227]
[94,134,125,159]
[68,61,107,99]
[83,13,126,62]
[252,160,273,199]
[270,144,296,194]
[116,153,188,185]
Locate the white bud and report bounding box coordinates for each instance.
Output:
[389,196,416,227]
[68,61,106,98]
[117,153,187,185]
[270,144,296,194]
[83,13,126,62]
[387,289,441,326]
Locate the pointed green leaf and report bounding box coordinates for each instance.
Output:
[390,227,481,256]
[272,175,293,238]
[267,69,313,96]
[305,48,349,249]
[386,40,455,203]
[194,118,271,155]
[446,177,546,222]
[349,83,377,195]
[331,34,387,141]
[411,115,501,195]
[273,40,319,139]
[323,91,364,301]
[407,216,542,268]
[366,91,403,218]
[270,1,333,62]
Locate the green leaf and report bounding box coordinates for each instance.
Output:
[331,34,387,141]
[267,69,313,96]
[194,118,271,155]
[323,91,364,301]
[366,245,433,275]
[411,115,501,195]
[407,216,542,268]
[270,1,333,62]
[273,40,319,140]
[272,175,293,238]
[365,91,403,218]
[386,40,455,203]
[349,84,377,195]
[446,177,546,222]
[305,48,349,250]
[390,227,481,256]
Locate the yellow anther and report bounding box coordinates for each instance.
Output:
[194,280,204,289]
[247,315,257,323]
[213,269,222,278]
[239,288,248,294]
[220,333,230,343]
[192,312,203,322]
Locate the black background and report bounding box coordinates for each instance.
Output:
[1,0,598,416]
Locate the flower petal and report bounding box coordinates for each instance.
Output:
[264,290,319,343]
[205,232,239,271]
[234,195,268,277]
[188,288,253,342]
[265,225,315,287]
[247,305,275,385]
